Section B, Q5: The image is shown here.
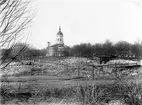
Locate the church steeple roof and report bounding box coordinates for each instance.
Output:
[59,25,61,31]
[57,25,63,36]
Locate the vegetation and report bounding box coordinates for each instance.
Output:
[2,40,142,62]
[0,0,33,48]
[1,56,142,104]
[0,1,142,105]
[0,0,33,70]
[1,80,142,105]
[1,43,47,62]
[78,82,142,105]
[70,40,142,59]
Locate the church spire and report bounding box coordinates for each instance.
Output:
[59,25,61,31]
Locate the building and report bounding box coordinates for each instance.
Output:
[46,26,69,56]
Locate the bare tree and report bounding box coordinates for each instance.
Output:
[0,0,33,48]
[0,0,33,69]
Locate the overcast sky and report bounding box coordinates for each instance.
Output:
[27,0,142,49]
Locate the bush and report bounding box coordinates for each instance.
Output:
[77,82,142,105]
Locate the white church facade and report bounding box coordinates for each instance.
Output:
[46,26,69,56]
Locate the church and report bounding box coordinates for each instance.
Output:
[46,26,69,56]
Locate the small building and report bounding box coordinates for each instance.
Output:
[93,54,117,64]
[46,26,69,56]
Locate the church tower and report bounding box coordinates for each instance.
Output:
[56,26,64,45]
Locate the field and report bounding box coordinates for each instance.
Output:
[0,57,142,105]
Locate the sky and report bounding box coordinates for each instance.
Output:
[26,0,142,49]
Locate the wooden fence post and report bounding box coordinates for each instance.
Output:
[78,66,80,77]
[92,66,95,80]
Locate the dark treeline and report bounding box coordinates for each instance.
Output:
[1,43,47,61]
[1,40,142,61]
[70,40,142,59]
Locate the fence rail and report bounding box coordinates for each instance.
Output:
[88,62,141,80]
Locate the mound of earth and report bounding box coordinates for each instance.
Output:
[107,59,139,65]
[59,57,97,65]
[56,57,97,77]
[1,57,98,77]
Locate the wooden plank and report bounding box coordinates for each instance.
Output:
[88,63,140,68]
